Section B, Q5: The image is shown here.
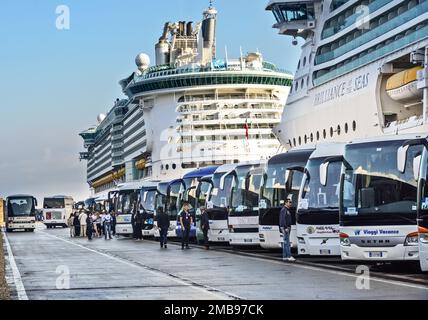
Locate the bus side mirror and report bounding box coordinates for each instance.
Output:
[413,154,422,181]
[397,145,409,174]
[320,162,329,187]
[34,198,38,207]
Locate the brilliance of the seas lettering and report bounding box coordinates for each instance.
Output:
[314,73,369,106]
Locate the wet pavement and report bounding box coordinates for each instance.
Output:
[3,224,428,300]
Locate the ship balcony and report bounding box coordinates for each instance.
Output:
[266,1,316,38]
[178,127,277,137]
[177,116,281,126]
[177,103,283,114]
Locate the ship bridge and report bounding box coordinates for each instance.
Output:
[266,0,320,39]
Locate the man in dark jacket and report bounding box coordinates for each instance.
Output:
[180,202,193,250]
[157,207,170,249]
[200,207,210,250]
[86,213,93,241]
[279,199,295,262]
[134,211,144,241]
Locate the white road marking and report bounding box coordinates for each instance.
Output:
[221,251,428,292]
[3,233,28,300]
[39,231,243,300]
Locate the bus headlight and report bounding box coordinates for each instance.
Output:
[404,232,419,246]
[340,233,351,247]
[419,227,428,244]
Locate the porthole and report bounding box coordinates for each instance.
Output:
[298,136,302,145]
[301,79,305,88]
[165,164,169,170]
[337,125,341,136]
[323,129,327,139]
[345,123,349,133]
[288,139,292,147]
[310,133,314,142]
[304,135,307,144]
[303,56,307,67]
[172,163,177,170]
[352,121,357,131]
[160,164,164,170]
[316,131,320,141]
[293,138,296,147]
[330,127,334,137]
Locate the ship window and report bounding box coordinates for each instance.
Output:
[161,165,164,170]
[304,135,307,144]
[310,133,314,142]
[316,131,320,141]
[293,138,296,146]
[303,56,307,67]
[330,127,334,137]
[165,164,169,170]
[297,60,301,69]
[323,129,327,139]
[352,121,357,131]
[345,122,349,133]
[298,136,302,145]
[337,125,341,136]
[288,139,292,146]
[172,164,177,170]
[301,79,305,88]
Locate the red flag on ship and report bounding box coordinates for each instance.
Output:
[244,119,249,140]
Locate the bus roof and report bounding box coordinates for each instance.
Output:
[348,133,426,146]
[183,166,219,179]
[268,148,315,165]
[309,142,346,159]
[7,194,35,199]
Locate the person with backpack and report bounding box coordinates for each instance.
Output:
[103,211,113,240]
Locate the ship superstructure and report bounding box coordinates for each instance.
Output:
[266,0,428,149]
[80,4,293,195]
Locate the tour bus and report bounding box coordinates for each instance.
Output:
[397,136,428,270]
[114,182,142,236]
[205,164,241,243]
[228,162,265,247]
[6,195,38,232]
[138,182,159,237]
[297,143,345,256]
[154,179,186,238]
[176,167,218,241]
[0,198,5,228]
[258,148,314,250]
[322,134,422,261]
[43,196,74,228]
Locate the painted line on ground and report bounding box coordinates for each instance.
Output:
[3,233,28,300]
[39,231,243,300]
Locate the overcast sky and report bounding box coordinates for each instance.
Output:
[0,0,302,205]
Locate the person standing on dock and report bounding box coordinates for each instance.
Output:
[200,206,210,250]
[179,202,193,250]
[134,211,144,241]
[279,199,295,262]
[68,213,75,237]
[103,211,113,240]
[157,207,169,249]
[74,211,81,237]
[79,210,88,237]
[86,214,93,241]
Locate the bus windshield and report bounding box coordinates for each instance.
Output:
[118,191,138,215]
[168,183,182,219]
[261,163,303,209]
[211,172,234,209]
[8,197,35,217]
[43,198,65,209]
[342,141,420,216]
[140,189,156,213]
[300,158,342,211]
[231,171,263,214]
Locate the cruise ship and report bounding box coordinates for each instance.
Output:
[266,0,428,149]
[79,4,293,195]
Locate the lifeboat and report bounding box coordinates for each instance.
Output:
[386,66,423,104]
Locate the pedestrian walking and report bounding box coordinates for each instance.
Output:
[157,207,169,249]
[280,199,295,262]
[68,213,75,237]
[111,211,117,237]
[100,211,106,237]
[86,214,93,241]
[79,210,88,237]
[134,211,144,241]
[74,212,81,237]
[179,202,193,250]
[96,213,102,237]
[92,213,99,237]
[200,206,210,249]
[103,212,113,240]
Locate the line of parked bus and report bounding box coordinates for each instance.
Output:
[74,132,426,272]
[4,133,428,272]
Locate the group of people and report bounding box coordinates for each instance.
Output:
[68,210,116,241]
